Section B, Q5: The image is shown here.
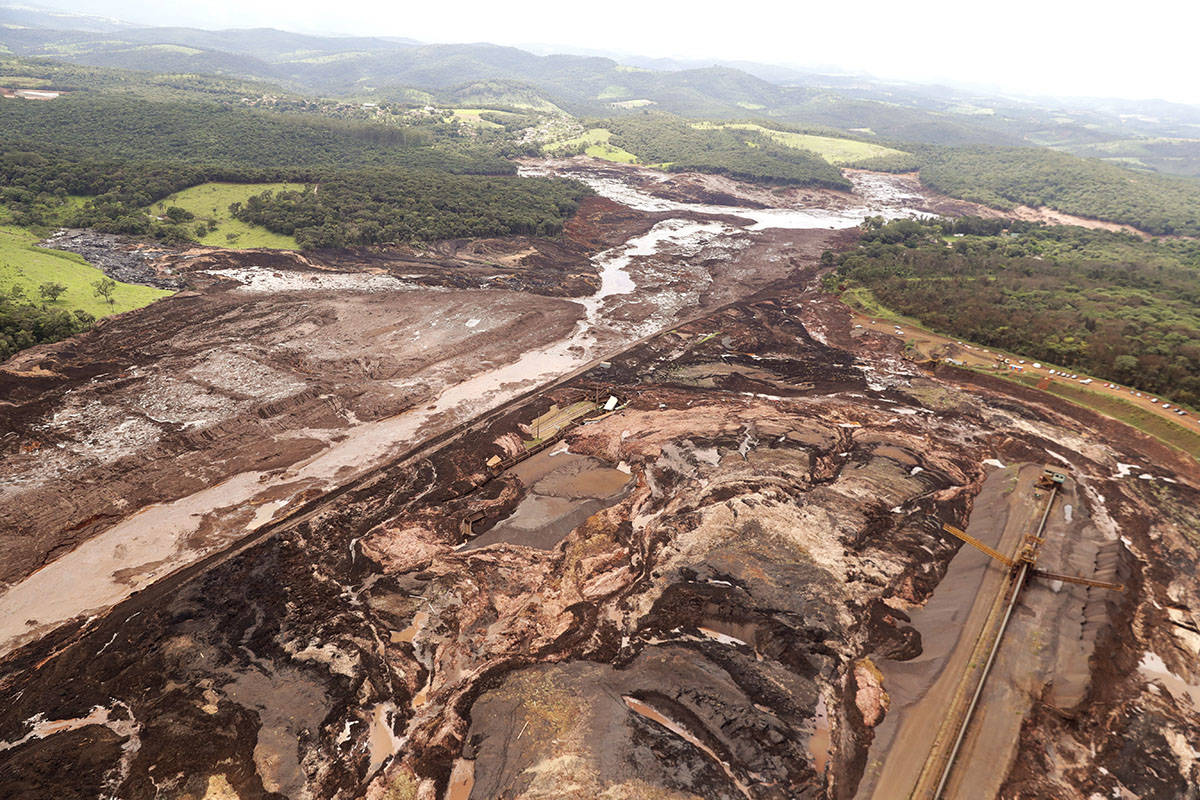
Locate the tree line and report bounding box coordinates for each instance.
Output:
[231,171,590,249]
[0,293,94,362]
[917,146,1200,236]
[0,94,515,173]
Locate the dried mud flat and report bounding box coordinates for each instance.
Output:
[1,167,1198,800]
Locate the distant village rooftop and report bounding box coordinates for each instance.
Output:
[1,88,62,100]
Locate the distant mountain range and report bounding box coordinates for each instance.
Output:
[4,3,1200,170]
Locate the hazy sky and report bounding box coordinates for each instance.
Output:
[35,0,1200,104]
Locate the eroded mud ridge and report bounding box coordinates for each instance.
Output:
[1,169,1198,800]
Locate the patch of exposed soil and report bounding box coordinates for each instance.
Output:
[463,448,633,551]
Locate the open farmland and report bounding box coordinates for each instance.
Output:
[152,182,305,249]
[447,108,504,128]
[696,122,911,164]
[548,127,639,163]
[0,225,169,317]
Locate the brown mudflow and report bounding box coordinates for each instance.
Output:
[0,168,1197,800]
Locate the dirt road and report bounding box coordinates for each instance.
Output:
[938,469,1120,798]
[852,313,1199,434]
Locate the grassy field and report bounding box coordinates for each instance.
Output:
[840,286,926,327]
[547,128,639,163]
[695,123,909,165]
[0,225,170,317]
[447,108,504,129]
[151,182,304,249]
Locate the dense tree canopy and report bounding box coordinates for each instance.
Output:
[832,217,1200,406]
[0,297,93,361]
[0,94,513,173]
[918,146,1200,236]
[232,171,590,248]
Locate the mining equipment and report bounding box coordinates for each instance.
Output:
[920,466,1122,799]
[938,466,1123,593]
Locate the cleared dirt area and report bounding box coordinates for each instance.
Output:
[857,464,1124,799]
[938,469,1123,800]
[857,463,1035,799]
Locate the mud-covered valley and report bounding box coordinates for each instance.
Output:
[1,164,1198,800]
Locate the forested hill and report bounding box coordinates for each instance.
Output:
[8,6,1200,154]
[602,115,851,188]
[0,16,815,120]
[918,146,1200,236]
[0,94,513,173]
[0,78,590,248]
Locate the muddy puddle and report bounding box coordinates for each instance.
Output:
[810,694,832,781]
[1139,651,1200,708]
[464,447,633,550]
[446,758,475,800]
[367,702,403,777]
[391,610,428,644]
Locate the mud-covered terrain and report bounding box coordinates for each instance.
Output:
[1,166,1198,800]
[529,159,1152,236]
[42,230,185,289]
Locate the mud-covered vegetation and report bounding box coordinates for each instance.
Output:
[831,217,1200,405]
[602,114,852,188]
[918,146,1200,235]
[231,171,590,247]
